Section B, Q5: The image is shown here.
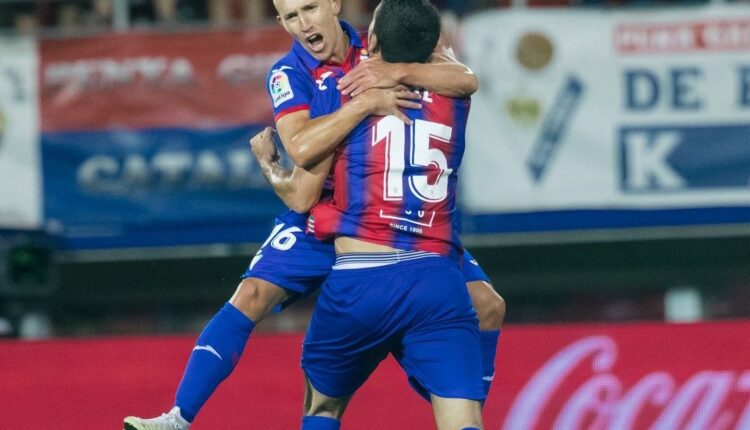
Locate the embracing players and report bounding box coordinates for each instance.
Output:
[296,1,484,428]
[124,1,503,429]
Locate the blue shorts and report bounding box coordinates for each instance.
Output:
[301,254,486,402]
[242,211,492,309]
[241,210,335,310]
[461,249,491,284]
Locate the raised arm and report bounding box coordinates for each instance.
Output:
[337,34,477,98]
[250,127,332,214]
[276,86,421,169]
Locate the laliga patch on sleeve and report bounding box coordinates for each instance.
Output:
[269,70,295,108]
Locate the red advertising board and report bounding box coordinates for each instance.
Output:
[489,321,750,430]
[40,28,292,132]
[615,19,750,54]
[2,320,749,429]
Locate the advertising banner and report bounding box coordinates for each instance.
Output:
[3,320,749,429]
[42,125,287,249]
[40,28,290,131]
[0,36,41,229]
[461,6,750,233]
[39,29,293,249]
[489,321,750,430]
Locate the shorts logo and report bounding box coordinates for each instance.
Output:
[270,67,294,108]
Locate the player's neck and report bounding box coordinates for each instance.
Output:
[334,236,400,254]
[329,27,350,64]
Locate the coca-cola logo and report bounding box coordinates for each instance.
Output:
[503,336,750,430]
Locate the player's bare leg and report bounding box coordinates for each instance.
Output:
[301,377,351,429]
[230,277,293,321]
[431,394,484,430]
[467,281,505,331]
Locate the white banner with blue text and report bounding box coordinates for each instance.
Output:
[460,6,750,232]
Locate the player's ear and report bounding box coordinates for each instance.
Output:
[273,0,283,26]
[330,0,341,15]
[368,33,380,56]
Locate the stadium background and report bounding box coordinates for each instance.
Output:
[1,0,750,428]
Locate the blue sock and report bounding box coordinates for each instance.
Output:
[301,416,341,430]
[480,329,501,398]
[462,427,481,430]
[175,302,255,422]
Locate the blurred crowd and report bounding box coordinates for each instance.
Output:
[0,0,715,35]
[0,0,499,34]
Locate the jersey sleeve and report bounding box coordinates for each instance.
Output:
[266,64,313,121]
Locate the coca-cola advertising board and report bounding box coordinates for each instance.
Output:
[489,321,750,430]
[2,320,749,429]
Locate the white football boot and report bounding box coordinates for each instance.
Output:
[123,407,191,430]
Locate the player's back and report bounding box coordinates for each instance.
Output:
[303,92,485,412]
[310,91,470,258]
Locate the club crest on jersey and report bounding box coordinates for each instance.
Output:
[270,68,294,108]
[359,49,369,62]
[316,71,334,91]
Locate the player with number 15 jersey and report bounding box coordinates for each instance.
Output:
[309,90,469,259]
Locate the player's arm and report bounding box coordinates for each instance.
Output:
[250,127,331,213]
[337,34,477,98]
[267,64,418,169]
[277,86,421,169]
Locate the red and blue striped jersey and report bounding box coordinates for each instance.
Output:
[309,92,471,259]
[266,21,368,123]
[266,20,368,202]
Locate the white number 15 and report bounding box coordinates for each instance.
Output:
[372,116,453,203]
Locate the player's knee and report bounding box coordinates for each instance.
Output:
[475,290,505,331]
[431,395,483,429]
[229,277,287,322]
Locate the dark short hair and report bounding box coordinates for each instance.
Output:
[373,0,441,64]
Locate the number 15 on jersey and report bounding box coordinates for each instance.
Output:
[372,116,454,204]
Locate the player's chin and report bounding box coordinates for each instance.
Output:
[310,49,330,62]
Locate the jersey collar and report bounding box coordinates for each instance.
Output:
[292,20,363,70]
